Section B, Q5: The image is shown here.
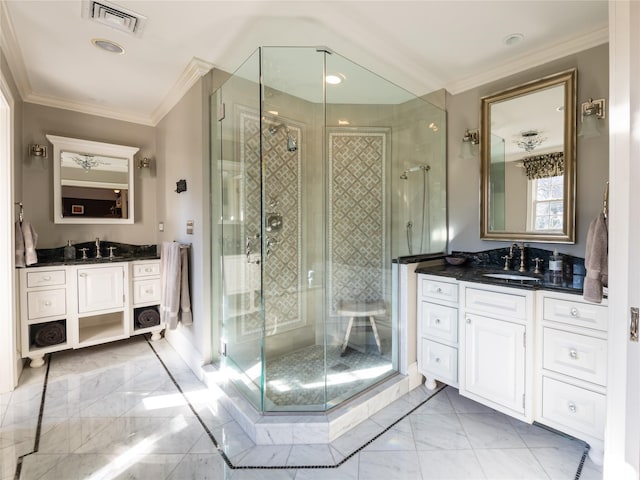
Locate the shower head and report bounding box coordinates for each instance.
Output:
[268,123,298,152]
[286,128,298,152]
[400,164,430,178]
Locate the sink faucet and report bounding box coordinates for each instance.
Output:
[95,237,102,259]
[518,243,526,272]
[502,243,519,270]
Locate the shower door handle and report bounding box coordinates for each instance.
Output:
[266,237,278,257]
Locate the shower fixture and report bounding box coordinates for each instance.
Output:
[268,123,298,152]
[400,164,430,179]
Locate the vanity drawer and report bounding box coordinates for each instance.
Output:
[27,270,66,288]
[420,278,458,303]
[543,297,607,331]
[133,278,161,305]
[132,262,160,278]
[420,301,458,344]
[27,289,66,319]
[420,339,458,384]
[543,327,607,386]
[541,376,605,440]
[464,287,527,320]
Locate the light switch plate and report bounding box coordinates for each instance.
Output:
[158,222,164,232]
[186,220,194,235]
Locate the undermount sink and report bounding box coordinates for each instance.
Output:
[483,273,540,281]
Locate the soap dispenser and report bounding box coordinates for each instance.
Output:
[549,249,563,275]
[64,240,76,261]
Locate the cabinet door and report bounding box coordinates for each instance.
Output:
[464,313,526,414]
[77,266,124,314]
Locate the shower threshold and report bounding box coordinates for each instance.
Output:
[201,366,414,445]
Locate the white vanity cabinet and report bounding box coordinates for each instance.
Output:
[131,260,162,340]
[19,267,71,367]
[19,260,163,366]
[535,290,608,464]
[76,265,128,347]
[459,282,535,422]
[417,274,459,389]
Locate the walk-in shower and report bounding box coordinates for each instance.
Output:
[210,47,446,413]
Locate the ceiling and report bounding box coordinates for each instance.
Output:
[1,1,608,126]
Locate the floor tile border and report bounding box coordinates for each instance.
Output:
[9,337,593,477]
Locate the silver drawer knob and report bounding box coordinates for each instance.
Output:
[569,349,578,359]
[435,318,441,324]
[44,301,52,306]
[79,273,87,277]
[568,402,577,413]
[466,318,471,324]
[145,268,152,272]
[436,287,443,294]
[43,275,51,281]
[435,357,440,363]
[570,307,579,317]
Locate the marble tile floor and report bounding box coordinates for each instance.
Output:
[0,336,603,480]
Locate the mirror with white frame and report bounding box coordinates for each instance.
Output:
[47,135,139,224]
[480,69,576,243]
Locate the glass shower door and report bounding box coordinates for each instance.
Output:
[217,49,265,411]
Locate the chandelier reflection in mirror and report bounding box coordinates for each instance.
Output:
[72,154,102,172]
[515,129,547,152]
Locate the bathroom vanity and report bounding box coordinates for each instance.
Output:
[19,258,162,367]
[417,266,607,463]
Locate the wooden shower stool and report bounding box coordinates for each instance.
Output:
[338,300,385,356]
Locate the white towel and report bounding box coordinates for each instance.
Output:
[22,221,38,266]
[584,212,608,303]
[15,220,38,267]
[160,241,192,329]
[15,221,25,268]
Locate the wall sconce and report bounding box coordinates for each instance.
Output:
[460,129,480,159]
[136,157,152,169]
[29,144,48,159]
[578,98,606,138]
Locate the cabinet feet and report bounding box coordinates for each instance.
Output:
[29,356,45,368]
[150,330,163,341]
[425,377,438,390]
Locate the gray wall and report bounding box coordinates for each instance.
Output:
[21,103,157,247]
[156,73,213,370]
[447,43,609,258]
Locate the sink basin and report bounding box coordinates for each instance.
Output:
[483,273,539,281]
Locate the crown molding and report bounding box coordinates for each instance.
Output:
[446,26,609,95]
[17,56,213,126]
[150,57,214,125]
[0,1,32,100]
[23,92,155,126]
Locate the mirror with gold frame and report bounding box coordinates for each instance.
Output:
[47,135,139,224]
[480,69,576,243]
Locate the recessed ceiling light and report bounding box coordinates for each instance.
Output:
[503,33,524,46]
[267,110,279,116]
[338,119,350,125]
[326,74,343,85]
[91,38,125,54]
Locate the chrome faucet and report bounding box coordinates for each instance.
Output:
[518,243,526,272]
[95,237,102,259]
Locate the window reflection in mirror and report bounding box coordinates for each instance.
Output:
[480,69,576,243]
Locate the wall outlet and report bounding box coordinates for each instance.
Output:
[187,220,194,235]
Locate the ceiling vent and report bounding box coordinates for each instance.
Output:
[81,0,147,37]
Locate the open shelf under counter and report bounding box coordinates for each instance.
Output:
[78,311,127,346]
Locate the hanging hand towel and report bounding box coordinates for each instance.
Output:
[15,221,25,268]
[584,212,608,303]
[160,241,181,329]
[179,246,192,326]
[22,221,38,266]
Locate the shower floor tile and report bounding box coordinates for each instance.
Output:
[3,336,602,480]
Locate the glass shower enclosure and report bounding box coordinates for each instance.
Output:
[211,47,446,413]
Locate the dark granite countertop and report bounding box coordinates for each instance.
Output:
[26,242,159,267]
[415,263,585,295]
